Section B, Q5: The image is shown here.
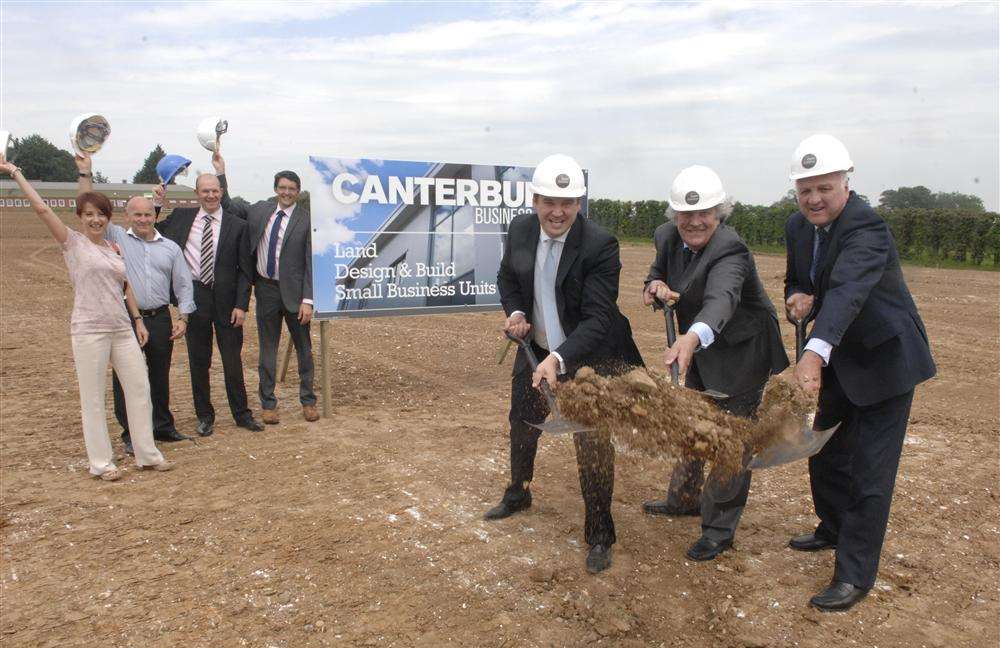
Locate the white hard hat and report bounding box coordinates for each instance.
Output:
[197,117,228,152]
[668,165,726,211]
[529,153,587,198]
[69,113,111,156]
[789,134,853,180]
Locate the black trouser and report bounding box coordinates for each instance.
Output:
[113,307,175,440]
[664,366,766,541]
[255,278,316,410]
[503,342,615,548]
[186,281,252,425]
[809,367,914,590]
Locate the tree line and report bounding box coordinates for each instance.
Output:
[6,134,995,267]
[589,197,999,267]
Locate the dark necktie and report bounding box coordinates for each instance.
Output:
[682,246,694,271]
[810,227,830,285]
[266,210,286,279]
[200,214,214,286]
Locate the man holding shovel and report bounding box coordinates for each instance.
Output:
[784,134,935,611]
[484,154,643,574]
[641,165,789,561]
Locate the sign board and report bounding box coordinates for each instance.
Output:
[305,156,588,318]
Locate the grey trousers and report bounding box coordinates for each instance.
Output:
[665,377,766,542]
[255,279,316,410]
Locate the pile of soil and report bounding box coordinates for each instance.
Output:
[558,367,816,478]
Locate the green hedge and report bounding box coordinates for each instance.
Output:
[588,199,1000,267]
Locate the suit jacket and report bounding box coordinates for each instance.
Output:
[221,175,312,313]
[646,222,789,396]
[498,213,643,377]
[784,192,935,406]
[155,201,253,327]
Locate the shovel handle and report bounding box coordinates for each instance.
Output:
[652,297,681,385]
[504,330,559,413]
[785,308,816,362]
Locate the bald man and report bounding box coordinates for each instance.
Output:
[154,170,262,436]
[77,154,197,452]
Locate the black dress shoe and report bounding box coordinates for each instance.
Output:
[196,419,215,437]
[789,532,836,552]
[642,499,700,517]
[809,581,869,611]
[586,544,612,574]
[483,495,532,520]
[155,430,192,442]
[121,436,134,456]
[237,417,265,432]
[686,536,733,561]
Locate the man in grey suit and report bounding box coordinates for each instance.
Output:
[218,154,318,423]
[642,166,789,561]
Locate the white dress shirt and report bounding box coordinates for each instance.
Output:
[512,227,569,374]
[184,207,223,282]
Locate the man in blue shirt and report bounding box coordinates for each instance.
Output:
[77,154,196,453]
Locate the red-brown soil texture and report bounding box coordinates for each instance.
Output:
[2,211,997,647]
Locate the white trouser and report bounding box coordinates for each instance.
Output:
[71,330,165,475]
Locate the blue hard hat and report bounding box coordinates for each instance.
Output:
[156,154,192,184]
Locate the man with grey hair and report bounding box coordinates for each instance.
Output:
[76,153,196,454]
[641,165,788,561]
[784,134,934,611]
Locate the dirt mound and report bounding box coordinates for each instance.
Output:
[558,367,815,477]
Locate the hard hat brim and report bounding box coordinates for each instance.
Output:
[789,164,854,181]
[668,194,725,212]
[528,182,586,199]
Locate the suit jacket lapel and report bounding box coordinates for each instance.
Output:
[522,215,540,303]
[217,213,233,270]
[555,217,582,288]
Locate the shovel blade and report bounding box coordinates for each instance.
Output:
[527,417,592,436]
[748,419,841,470]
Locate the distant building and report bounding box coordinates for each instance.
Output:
[0,180,198,214]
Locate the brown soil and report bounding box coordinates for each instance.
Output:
[559,369,814,478]
[2,211,998,647]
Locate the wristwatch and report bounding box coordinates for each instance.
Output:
[79,172,92,178]
[132,314,142,321]
[178,314,188,323]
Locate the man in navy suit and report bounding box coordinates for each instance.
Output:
[156,162,263,436]
[784,134,935,611]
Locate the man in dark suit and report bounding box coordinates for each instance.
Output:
[641,165,789,561]
[216,154,318,424]
[784,134,935,611]
[155,165,263,435]
[483,154,644,574]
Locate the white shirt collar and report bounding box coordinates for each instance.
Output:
[196,207,223,221]
[126,227,163,241]
[539,228,569,245]
[274,203,296,218]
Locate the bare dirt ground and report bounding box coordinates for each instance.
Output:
[2,211,998,648]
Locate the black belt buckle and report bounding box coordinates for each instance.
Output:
[139,305,167,318]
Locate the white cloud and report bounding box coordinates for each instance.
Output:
[1,1,996,210]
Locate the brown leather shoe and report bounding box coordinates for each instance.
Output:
[261,409,280,425]
[302,404,320,422]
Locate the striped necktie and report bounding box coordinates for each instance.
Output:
[200,213,215,286]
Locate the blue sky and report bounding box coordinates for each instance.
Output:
[2,1,997,209]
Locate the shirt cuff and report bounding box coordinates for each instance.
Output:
[688,321,715,350]
[805,338,833,365]
[550,351,567,375]
[302,299,314,306]
[510,310,525,319]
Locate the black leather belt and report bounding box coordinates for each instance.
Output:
[258,277,279,286]
[138,305,169,318]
